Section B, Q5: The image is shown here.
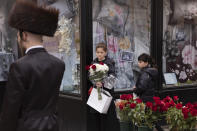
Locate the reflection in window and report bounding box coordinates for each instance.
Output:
[0,1,16,81]
[92,0,151,90]
[163,0,197,87]
[42,0,80,94]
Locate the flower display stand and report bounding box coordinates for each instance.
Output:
[119,121,134,131]
[137,126,153,131]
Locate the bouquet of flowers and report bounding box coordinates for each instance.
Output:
[165,96,197,130]
[86,62,109,100]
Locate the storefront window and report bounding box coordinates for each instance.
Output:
[0,1,16,81]
[42,0,80,94]
[163,0,197,88]
[92,0,151,90]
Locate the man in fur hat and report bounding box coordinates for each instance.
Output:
[0,0,65,131]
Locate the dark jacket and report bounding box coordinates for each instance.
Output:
[0,48,65,131]
[133,67,158,102]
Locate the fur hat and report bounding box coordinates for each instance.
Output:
[8,0,59,36]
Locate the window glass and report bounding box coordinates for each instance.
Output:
[92,0,151,90]
[163,0,197,88]
[42,0,80,94]
[0,1,16,81]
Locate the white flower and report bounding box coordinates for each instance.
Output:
[179,71,187,80]
[88,63,109,82]
[55,16,73,55]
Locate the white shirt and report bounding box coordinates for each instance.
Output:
[25,45,44,54]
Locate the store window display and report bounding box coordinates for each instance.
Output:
[38,0,80,94]
[163,0,197,87]
[92,0,151,90]
[0,1,16,81]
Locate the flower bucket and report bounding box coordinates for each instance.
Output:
[137,125,153,131]
[119,121,133,131]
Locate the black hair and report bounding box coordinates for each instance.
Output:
[138,53,157,68]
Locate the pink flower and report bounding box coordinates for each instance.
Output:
[182,45,197,70]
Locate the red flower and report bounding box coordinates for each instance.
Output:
[190,108,197,116]
[183,112,189,119]
[135,98,142,103]
[120,94,127,100]
[182,107,189,114]
[99,62,104,65]
[130,103,136,109]
[152,105,157,112]
[185,103,193,109]
[164,96,171,102]
[86,65,90,70]
[169,100,175,107]
[155,99,162,106]
[146,102,153,108]
[91,65,96,70]
[126,94,133,100]
[120,94,133,100]
[193,103,197,109]
[176,103,182,109]
[182,107,189,119]
[153,96,160,101]
[160,106,168,112]
[173,96,179,101]
[119,104,125,110]
[165,102,170,108]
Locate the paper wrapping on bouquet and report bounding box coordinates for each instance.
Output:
[103,75,117,89]
[87,88,112,114]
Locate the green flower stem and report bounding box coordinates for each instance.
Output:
[97,87,102,100]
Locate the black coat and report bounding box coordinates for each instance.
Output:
[133,67,158,102]
[0,48,65,131]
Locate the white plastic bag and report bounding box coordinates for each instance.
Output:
[87,88,112,114]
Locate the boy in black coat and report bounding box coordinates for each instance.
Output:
[0,1,65,131]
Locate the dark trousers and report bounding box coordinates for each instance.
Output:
[97,102,120,131]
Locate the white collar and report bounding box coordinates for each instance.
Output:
[25,45,44,54]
